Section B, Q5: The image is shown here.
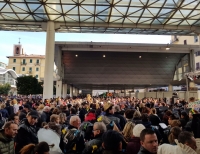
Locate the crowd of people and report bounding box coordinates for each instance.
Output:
[0,95,199,154]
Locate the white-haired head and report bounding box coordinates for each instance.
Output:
[70,115,81,128]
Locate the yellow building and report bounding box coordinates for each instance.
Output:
[171,35,200,71]
[7,44,45,81]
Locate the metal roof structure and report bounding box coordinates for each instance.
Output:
[1,0,200,35]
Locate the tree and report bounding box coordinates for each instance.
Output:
[0,83,11,95]
[16,76,43,95]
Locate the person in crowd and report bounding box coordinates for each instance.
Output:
[122,121,135,142]
[178,131,197,151]
[133,110,142,124]
[19,141,49,154]
[126,124,145,154]
[32,103,39,111]
[179,111,189,128]
[8,113,20,125]
[5,100,14,116]
[124,109,135,123]
[158,131,197,154]
[84,109,96,123]
[48,114,61,135]
[60,115,84,154]
[138,128,158,154]
[0,104,9,118]
[18,106,25,121]
[162,110,172,125]
[37,104,44,115]
[59,112,67,128]
[67,107,77,124]
[102,130,125,154]
[40,106,50,123]
[79,102,88,122]
[168,126,181,145]
[0,121,18,154]
[12,99,19,114]
[103,102,121,130]
[82,122,107,154]
[113,105,127,130]
[148,108,161,126]
[15,111,39,154]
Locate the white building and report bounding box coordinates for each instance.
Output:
[0,62,18,95]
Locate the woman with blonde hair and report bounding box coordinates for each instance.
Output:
[37,104,44,114]
[122,121,135,142]
[59,113,67,129]
[19,141,49,154]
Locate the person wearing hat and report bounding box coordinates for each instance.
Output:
[15,110,39,154]
[126,124,145,154]
[103,102,121,130]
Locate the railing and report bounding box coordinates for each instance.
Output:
[28,71,32,74]
[21,62,27,65]
[35,62,40,66]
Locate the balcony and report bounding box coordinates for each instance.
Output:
[28,71,32,74]
[35,62,40,66]
[21,62,27,65]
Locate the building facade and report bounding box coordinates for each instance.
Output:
[7,44,45,81]
[171,35,200,71]
[0,62,18,95]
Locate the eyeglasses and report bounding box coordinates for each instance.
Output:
[92,129,99,132]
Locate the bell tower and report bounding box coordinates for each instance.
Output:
[13,38,22,56]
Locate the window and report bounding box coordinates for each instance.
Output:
[194,36,198,42]
[196,63,200,70]
[36,59,39,63]
[36,68,39,71]
[30,59,32,63]
[196,51,200,56]
[13,59,16,63]
[23,59,26,64]
[13,67,15,71]
[22,67,25,71]
[35,75,38,79]
[29,67,32,71]
[184,40,187,45]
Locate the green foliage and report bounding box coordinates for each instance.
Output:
[0,83,11,95]
[16,76,43,95]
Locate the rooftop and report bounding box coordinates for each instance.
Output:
[7,54,45,58]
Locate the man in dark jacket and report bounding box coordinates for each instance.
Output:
[0,121,18,154]
[82,122,107,154]
[138,129,158,154]
[79,102,88,122]
[15,111,39,154]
